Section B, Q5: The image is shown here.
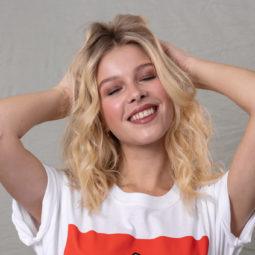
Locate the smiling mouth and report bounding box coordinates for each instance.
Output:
[128,105,158,123]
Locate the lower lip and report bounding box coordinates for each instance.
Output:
[129,108,158,124]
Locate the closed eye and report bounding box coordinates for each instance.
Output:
[141,75,156,81]
[106,75,156,96]
[107,87,121,96]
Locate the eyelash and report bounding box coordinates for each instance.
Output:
[107,75,156,96]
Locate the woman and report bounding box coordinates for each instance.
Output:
[0,14,254,254]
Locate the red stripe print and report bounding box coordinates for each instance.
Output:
[64,224,209,255]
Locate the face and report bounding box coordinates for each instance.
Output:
[97,44,174,147]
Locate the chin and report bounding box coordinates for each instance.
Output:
[123,132,167,147]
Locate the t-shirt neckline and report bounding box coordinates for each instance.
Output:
[109,182,180,209]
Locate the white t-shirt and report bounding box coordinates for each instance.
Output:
[12,163,255,255]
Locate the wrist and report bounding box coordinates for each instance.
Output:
[51,86,72,118]
[186,56,203,83]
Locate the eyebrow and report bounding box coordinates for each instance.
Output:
[98,62,154,89]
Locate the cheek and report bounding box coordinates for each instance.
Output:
[101,100,122,128]
[152,81,172,102]
[153,84,174,119]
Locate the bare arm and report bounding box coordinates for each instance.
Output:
[0,86,71,227]
[163,41,255,237]
[0,87,71,139]
[190,58,255,237]
[190,58,255,114]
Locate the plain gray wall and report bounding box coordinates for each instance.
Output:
[0,0,255,254]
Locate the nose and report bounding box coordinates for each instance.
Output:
[128,84,148,104]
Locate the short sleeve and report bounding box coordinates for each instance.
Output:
[216,170,255,248]
[11,163,62,246]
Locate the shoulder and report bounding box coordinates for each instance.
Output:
[41,163,80,202]
[42,163,73,185]
[193,171,229,211]
[199,171,228,195]
[42,163,65,185]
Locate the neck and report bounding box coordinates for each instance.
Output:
[117,141,173,194]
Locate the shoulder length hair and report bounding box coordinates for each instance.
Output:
[58,14,225,214]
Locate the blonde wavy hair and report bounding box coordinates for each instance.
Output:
[58,14,225,214]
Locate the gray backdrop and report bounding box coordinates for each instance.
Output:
[0,0,255,254]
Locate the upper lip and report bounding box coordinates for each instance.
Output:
[126,103,158,121]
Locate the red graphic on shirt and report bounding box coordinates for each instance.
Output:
[64,224,209,255]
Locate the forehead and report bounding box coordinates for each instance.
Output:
[97,44,151,82]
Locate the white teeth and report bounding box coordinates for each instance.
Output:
[130,107,156,122]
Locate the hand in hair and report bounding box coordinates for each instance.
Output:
[161,41,204,87]
[161,41,193,73]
